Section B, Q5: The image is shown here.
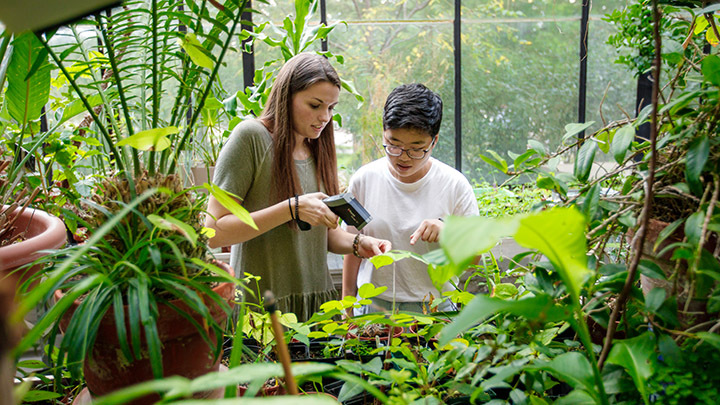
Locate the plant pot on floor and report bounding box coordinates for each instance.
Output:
[0,205,66,290]
[57,262,235,404]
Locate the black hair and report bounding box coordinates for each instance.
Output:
[382,83,443,137]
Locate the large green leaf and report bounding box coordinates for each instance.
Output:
[6,32,51,126]
[514,207,590,302]
[116,127,178,151]
[574,140,598,182]
[440,215,520,271]
[535,352,597,398]
[562,121,595,143]
[702,54,720,87]
[479,150,508,174]
[611,125,635,164]
[438,294,571,346]
[684,211,704,246]
[685,135,710,196]
[605,332,656,405]
[368,249,423,269]
[179,33,214,69]
[59,94,104,125]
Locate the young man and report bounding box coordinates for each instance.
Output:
[342,83,479,315]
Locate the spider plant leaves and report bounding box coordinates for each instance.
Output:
[5,32,51,127]
[205,182,257,230]
[148,213,198,247]
[117,126,178,151]
[179,33,214,69]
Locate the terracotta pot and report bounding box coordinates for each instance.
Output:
[632,218,718,328]
[0,206,66,290]
[56,261,235,404]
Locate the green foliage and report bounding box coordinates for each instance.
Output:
[648,340,720,404]
[231,0,357,119]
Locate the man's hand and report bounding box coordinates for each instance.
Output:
[409,218,444,245]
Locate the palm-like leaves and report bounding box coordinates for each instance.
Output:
[21,0,251,382]
[38,0,248,175]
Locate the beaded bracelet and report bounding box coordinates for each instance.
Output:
[352,233,364,258]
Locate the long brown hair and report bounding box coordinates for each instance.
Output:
[260,52,340,204]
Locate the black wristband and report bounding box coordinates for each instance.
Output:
[288,198,295,221]
[294,194,311,231]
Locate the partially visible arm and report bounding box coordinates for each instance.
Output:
[342,253,362,318]
[204,195,293,248]
[206,191,341,248]
[327,227,391,257]
[342,253,361,300]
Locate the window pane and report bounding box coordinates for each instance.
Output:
[327,0,454,22]
[461,17,579,182]
[328,21,455,173]
[464,0,579,19]
[586,13,636,158]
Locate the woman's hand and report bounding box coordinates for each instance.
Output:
[357,235,391,258]
[409,218,444,245]
[296,192,339,229]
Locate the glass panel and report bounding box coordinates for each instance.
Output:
[463,0,579,19]
[461,18,579,182]
[329,21,455,175]
[586,12,636,163]
[326,0,454,22]
[254,0,298,25]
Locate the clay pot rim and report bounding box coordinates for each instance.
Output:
[0,205,66,270]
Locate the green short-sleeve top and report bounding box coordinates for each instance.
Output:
[213,119,337,321]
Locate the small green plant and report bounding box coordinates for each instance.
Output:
[649,339,720,404]
[473,181,550,218]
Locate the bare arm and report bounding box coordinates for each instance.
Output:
[205,191,339,248]
[342,253,362,300]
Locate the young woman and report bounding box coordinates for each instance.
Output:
[205,53,390,320]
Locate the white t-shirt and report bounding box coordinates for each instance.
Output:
[347,157,479,302]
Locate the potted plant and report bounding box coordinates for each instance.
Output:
[12,0,260,401]
[0,31,68,292]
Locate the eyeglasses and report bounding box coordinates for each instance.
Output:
[382,137,437,160]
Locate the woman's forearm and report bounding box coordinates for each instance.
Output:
[205,197,293,248]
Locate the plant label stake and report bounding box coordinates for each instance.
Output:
[263,290,298,395]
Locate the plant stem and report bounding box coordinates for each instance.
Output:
[597,0,662,370]
[96,12,140,176]
[168,0,249,174]
[36,33,124,173]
